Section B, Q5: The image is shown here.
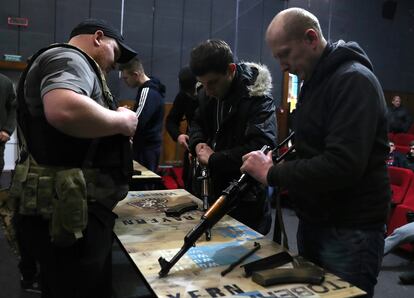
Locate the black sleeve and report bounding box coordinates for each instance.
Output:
[402,108,413,132]
[268,68,386,192]
[136,88,163,134]
[188,100,207,155]
[166,93,186,141]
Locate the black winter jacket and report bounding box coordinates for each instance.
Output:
[387,105,412,133]
[189,62,277,233]
[268,41,391,228]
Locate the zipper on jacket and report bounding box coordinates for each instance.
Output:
[213,98,223,150]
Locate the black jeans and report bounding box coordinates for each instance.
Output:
[297,220,384,298]
[15,203,116,298]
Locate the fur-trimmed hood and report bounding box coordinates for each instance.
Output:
[238,62,273,98]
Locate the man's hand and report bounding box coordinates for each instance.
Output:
[0,131,10,143]
[117,106,138,137]
[195,143,214,165]
[241,150,273,185]
[177,134,189,150]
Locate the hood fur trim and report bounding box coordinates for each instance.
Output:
[243,62,273,97]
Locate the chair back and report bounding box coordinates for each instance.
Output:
[388,166,413,204]
[394,133,414,147]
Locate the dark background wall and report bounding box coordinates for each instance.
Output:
[0,0,413,104]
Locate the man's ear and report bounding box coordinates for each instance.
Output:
[228,63,236,73]
[133,71,141,79]
[93,30,105,46]
[304,29,318,46]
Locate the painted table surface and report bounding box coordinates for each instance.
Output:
[113,189,365,298]
[132,160,161,179]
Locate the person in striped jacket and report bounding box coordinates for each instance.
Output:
[120,58,165,172]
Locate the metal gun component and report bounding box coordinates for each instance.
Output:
[252,266,325,286]
[198,165,211,240]
[220,241,261,276]
[241,251,293,277]
[165,201,199,217]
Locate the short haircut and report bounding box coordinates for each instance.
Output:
[280,7,323,40]
[410,140,414,147]
[178,66,197,93]
[190,39,234,76]
[119,57,144,74]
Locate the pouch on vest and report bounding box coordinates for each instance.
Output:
[37,176,54,219]
[9,158,30,211]
[19,173,38,215]
[51,168,87,247]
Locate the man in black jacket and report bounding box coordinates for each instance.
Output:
[241,8,390,297]
[120,58,165,172]
[387,95,412,133]
[189,39,277,235]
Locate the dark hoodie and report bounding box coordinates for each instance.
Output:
[268,41,391,228]
[133,77,166,152]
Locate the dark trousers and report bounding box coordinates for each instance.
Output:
[134,147,160,173]
[15,203,116,298]
[18,236,38,281]
[297,220,384,298]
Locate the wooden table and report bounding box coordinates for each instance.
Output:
[130,161,162,190]
[113,189,365,298]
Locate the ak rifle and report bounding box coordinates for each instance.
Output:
[158,133,295,277]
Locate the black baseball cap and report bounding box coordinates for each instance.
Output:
[70,18,137,63]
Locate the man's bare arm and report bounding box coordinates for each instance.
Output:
[43,89,137,138]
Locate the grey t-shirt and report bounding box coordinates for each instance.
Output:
[22,46,106,166]
[24,46,105,117]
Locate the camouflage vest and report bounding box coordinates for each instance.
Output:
[11,43,131,247]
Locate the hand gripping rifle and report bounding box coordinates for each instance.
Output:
[158,133,295,277]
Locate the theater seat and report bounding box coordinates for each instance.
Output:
[388,132,395,142]
[387,168,414,252]
[408,123,414,135]
[159,166,184,189]
[387,204,414,253]
[394,133,414,147]
[395,145,409,155]
[387,166,413,205]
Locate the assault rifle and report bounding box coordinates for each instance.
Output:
[158,133,295,277]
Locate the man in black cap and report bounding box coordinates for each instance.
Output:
[13,19,137,298]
